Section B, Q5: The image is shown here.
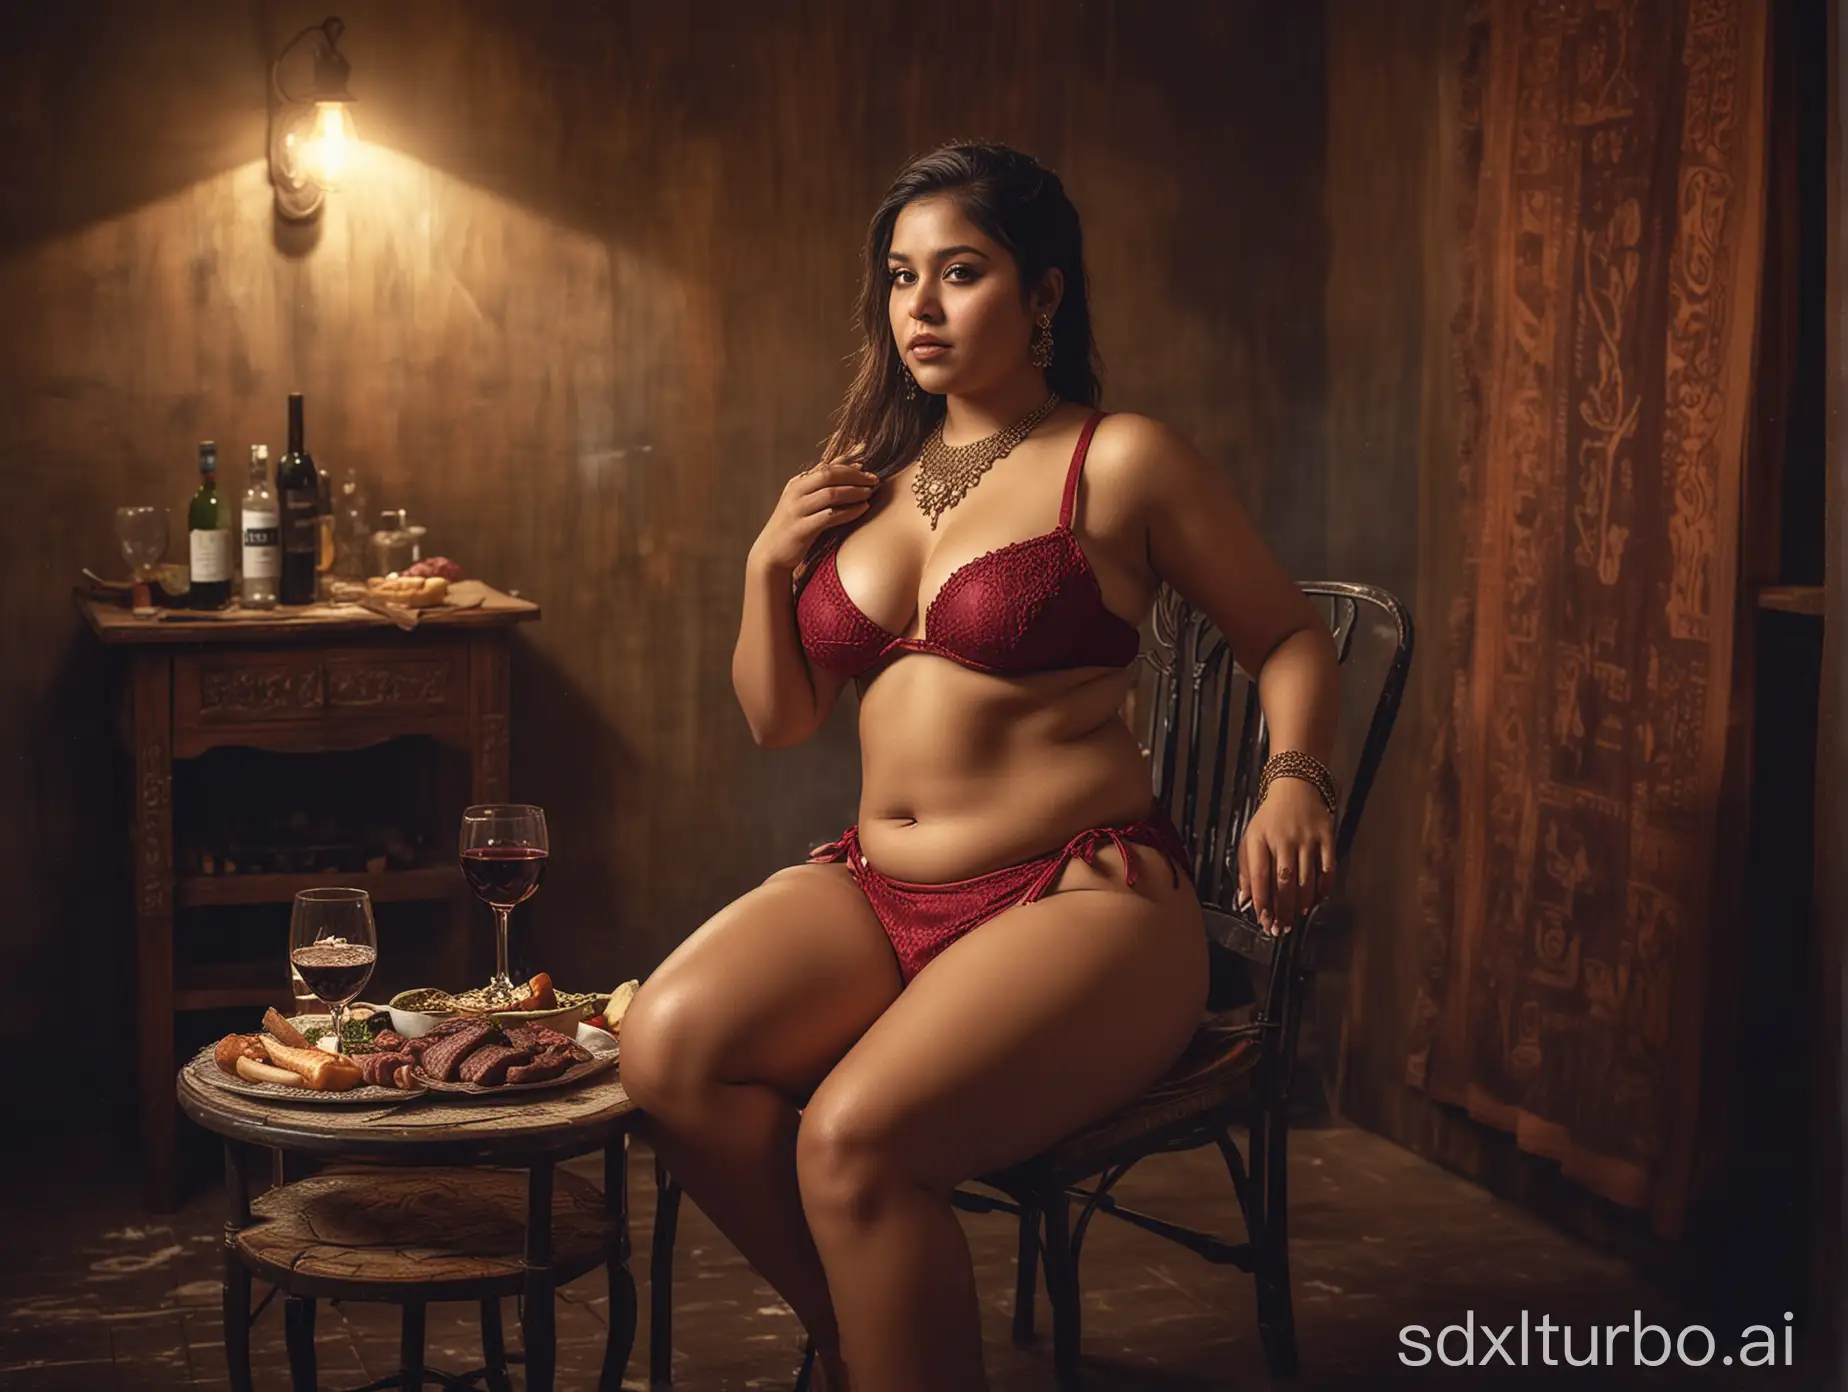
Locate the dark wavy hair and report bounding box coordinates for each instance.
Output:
[817,141,1101,483]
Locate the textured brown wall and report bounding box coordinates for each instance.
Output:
[0,1,1330,1067]
[1317,0,1463,1126]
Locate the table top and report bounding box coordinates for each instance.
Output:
[177,1064,636,1164]
[77,582,540,646]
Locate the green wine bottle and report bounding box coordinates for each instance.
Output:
[187,441,232,609]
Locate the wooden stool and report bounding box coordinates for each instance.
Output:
[236,1167,620,1391]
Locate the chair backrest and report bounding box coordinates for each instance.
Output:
[1131,582,1414,1019]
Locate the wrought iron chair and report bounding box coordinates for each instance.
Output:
[947,581,1413,1386]
[647,581,1413,1390]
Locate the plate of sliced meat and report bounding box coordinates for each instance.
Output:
[408,1018,617,1097]
[185,1009,430,1104]
[184,1041,429,1104]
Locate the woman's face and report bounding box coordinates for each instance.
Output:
[886,195,1058,399]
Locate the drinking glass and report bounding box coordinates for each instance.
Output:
[114,506,169,581]
[460,805,549,1006]
[288,888,378,1054]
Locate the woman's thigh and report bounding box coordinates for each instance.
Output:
[800,843,1208,1187]
[621,862,905,1106]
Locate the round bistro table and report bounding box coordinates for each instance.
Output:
[177,1065,638,1392]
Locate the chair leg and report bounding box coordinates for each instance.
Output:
[1039,1184,1082,1389]
[651,1159,683,1390]
[1254,1112,1299,1379]
[284,1295,317,1392]
[604,1138,638,1392]
[479,1298,514,1392]
[1012,1201,1041,1344]
[401,1302,426,1392]
[605,1258,639,1391]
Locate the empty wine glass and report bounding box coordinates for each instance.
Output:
[289,888,378,1054]
[459,805,549,1006]
[114,506,169,582]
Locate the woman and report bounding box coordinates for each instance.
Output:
[620,142,1342,1392]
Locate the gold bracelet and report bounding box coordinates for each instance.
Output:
[1257,750,1339,817]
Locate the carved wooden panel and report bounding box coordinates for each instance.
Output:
[325,658,463,712]
[129,651,177,1212]
[177,655,325,727]
[199,665,324,715]
[471,637,511,806]
[175,645,468,736]
[136,741,171,917]
[132,659,173,919]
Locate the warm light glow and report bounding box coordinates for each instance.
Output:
[305,102,356,187]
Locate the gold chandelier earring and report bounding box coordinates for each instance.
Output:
[1029,315,1055,370]
[901,364,918,401]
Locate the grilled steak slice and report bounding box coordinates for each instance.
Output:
[418,1020,496,1081]
[407,1018,478,1057]
[357,1050,415,1087]
[370,1029,408,1052]
[505,1055,574,1086]
[505,1023,591,1062]
[457,1045,533,1086]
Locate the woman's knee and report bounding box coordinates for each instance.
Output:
[617,975,721,1116]
[796,1088,936,1226]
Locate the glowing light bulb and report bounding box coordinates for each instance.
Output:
[306,101,356,187]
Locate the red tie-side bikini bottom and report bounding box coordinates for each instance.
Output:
[808,801,1194,984]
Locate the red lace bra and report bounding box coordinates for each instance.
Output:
[795,410,1141,680]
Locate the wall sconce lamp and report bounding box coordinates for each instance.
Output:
[268,16,357,221]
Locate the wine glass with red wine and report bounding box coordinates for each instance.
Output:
[460,804,549,1006]
[288,888,378,1055]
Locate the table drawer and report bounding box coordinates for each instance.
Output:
[174,641,471,734]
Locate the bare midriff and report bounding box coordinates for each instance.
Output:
[851,654,1155,884]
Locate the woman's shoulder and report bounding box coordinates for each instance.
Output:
[1081,411,1212,504]
[1089,409,1182,455]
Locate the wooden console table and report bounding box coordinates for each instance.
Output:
[79,590,542,1211]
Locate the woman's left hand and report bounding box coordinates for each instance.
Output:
[1236,779,1336,935]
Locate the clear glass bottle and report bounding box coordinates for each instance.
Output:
[314,465,336,599]
[335,466,370,579]
[370,509,417,576]
[240,445,278,608]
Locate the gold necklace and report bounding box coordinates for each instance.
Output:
[911,393,1061,530]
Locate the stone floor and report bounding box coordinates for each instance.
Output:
[0,1120,1816,1390]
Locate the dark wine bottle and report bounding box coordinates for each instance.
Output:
[277,393,319,605]
[187,441,232,609]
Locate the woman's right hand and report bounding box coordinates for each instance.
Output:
[750,461,880,571]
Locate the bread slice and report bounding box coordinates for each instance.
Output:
[367,574,449,608]
[261,1036,364,1091]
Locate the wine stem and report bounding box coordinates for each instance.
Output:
[328,1001,346,1055]
[495,905,513,990]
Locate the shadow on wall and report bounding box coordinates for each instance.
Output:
[0,2,264,255]
[507,638,642,993]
